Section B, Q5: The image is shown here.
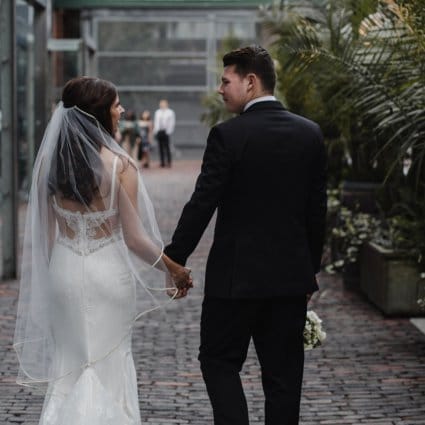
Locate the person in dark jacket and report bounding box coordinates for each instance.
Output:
[164,45,327,425]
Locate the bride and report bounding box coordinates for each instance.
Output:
[13,77,192,425]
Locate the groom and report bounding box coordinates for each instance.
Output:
[164,45,327,424]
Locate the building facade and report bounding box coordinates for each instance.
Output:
[53,0,266,146]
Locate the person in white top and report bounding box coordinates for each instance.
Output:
[153,99,175,167]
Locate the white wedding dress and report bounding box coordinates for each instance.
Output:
[39,156,142,425]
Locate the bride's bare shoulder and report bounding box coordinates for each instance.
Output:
[102,152,137,183]
[100,149,133,174]
[117,155,137,175]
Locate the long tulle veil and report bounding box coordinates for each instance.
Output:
[13,102,175,391]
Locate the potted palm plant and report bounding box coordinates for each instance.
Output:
[263,0,425,312]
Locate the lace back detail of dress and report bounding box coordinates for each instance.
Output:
[52,156,122,256]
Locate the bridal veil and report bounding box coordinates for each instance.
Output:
[14,101,175,390]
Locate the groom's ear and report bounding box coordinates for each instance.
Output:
[246,73,256,91]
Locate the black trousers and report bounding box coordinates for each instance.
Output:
[157,131,171,166]
[199,296,307,425]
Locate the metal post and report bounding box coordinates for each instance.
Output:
[33,3,48,154]
[0,0,18,279]
[82,16,96,76]
[26,33,35,184]
[206,13,217,92]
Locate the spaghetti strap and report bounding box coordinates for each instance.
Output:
[109,155,119,209]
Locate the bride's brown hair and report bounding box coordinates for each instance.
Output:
[62,76,117,136]
[50,77,118,205]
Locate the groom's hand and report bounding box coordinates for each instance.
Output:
[173,266,193,290]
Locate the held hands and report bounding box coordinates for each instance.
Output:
[166,273,191,299]
[162,254,193,299]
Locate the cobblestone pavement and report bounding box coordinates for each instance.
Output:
[1,157,425,424]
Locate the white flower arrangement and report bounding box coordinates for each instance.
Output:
[304,310,326,350]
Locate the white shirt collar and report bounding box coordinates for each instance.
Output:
[243,95,277,112]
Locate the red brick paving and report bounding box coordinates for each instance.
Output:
[1,156,425,424]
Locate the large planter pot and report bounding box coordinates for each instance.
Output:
[341,181,381,214]
[360,242,425,316]
[342,261,360,291]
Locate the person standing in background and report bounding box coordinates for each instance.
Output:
[154,99,175,167]
[120,110,139,161]
[137,110,153,169]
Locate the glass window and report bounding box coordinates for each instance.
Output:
[49,50,81,104]
[98,21,207,52]
[215,21,258,52]
[99,57,207,86]
[93,12,261,147]
[119,90,205,121]
[216,21,257,40]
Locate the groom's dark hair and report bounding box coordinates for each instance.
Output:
[223,45,276,94]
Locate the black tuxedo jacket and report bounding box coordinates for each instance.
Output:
[164,100,327,298]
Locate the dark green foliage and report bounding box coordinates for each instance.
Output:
[263,0,425,274]
[264,0,425,199]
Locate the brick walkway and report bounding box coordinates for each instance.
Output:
[1,157,425,424]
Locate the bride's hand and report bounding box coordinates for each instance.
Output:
[165,273,191,299]
[162,254,193,291]
[166,286,189,299]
